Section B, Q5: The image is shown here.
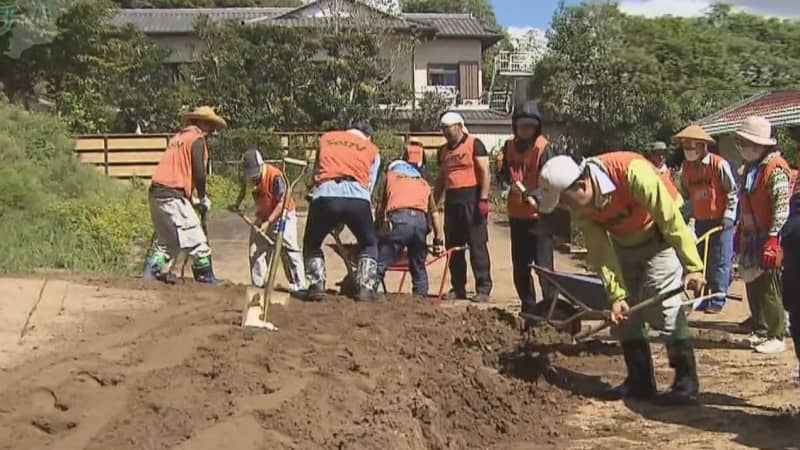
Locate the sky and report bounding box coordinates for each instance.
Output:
[494,0,800,37]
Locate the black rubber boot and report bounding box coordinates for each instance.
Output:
[655,340,699,405]
[602,340,657,400]
[355,257,382,302]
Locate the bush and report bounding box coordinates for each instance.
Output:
[0,100,151,273]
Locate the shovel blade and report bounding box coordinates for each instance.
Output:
[241,287,277,331]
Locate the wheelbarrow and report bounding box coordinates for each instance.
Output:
[522,265,718,341]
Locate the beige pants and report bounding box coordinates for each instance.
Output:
[249,211,305,292]
[148,195,211,273]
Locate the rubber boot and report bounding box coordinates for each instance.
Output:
[655,340,699,405]
[192,255,221,285]
[305,256,326,301]
[602,340,657,400]
[144,249,169,281]
[355,256,382,302]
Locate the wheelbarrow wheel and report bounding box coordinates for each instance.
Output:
[531,297,582,336]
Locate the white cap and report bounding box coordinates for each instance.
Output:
[440,112,465,127]
[538,155,584,213]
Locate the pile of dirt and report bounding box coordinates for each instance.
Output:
[0,283,613,450]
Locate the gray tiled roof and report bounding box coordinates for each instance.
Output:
[391,108,511,125]
[112,7,502,44]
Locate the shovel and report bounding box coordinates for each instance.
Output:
[242,157,308,330]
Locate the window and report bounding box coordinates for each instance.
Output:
[427,64,459,87]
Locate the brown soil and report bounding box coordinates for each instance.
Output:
[0,281,623,450]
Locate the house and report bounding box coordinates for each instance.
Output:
[111,0,535,150]
[698,90,800,166]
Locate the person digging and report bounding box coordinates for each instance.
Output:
[147,106,226,285]
[538,153,706,405]
[374,160,445,298]
[674,126,738,315]
[303,120,382,302]
[229,149,305,297]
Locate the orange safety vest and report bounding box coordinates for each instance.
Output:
[680,153,728,221]
[252,164,296,222]
[503,135,548,220]
[385,170,431,213]
[152,126,207,198]
[587,152,679,236]
[405,143,424,166]
[314,131,379,189]
[740,154,790,233]
[439,135,479,190]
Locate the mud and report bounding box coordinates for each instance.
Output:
[0,282,620,450]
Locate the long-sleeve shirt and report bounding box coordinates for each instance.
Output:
[576,158,704,304]
[742,152,790,236]
[678,153,738,222]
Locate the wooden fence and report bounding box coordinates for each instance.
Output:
[74,132,448,180]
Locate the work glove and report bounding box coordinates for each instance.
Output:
[722,217,735,229]
[198,196,211,214]
[431,238,445,256]
[477,199,490,219]
[761,236,781,269]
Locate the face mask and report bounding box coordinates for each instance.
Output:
[684,150,700,162]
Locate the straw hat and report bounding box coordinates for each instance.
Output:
[735,116,777,146]
[183,106,227,129]
[672,125,714,143]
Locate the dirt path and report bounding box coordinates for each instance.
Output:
[0,213,797,449]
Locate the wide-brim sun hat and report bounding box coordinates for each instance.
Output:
[672,125,714,143]
[538,155,584,214]
[183,106,227,129]
[735,115,777,146]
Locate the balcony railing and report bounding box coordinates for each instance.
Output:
[494,51,536,75]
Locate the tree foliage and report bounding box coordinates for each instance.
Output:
[111,0,300,8]
[531,2,800,156]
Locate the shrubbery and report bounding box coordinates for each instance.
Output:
[0,99,151,273]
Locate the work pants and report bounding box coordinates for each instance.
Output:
[249,210,304,292]
[444,201,491,295]
[376,209,430,296]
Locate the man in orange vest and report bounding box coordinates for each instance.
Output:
[538,152,706,405]
[495,101,555,313]
[147,106,226,285]
[304,120,382,302]
[434,111,492,303]
[403,137,426,174]
[674,125,738,314]
[374,160,445,297]
[734,116,789,354]
[229,149,305,295]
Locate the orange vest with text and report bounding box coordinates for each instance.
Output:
[587,152,679,236]
[314,131,379,189]
[740,154,790,233]
[253,164,296,222]
[503,135,548,220]
[680,153,728,221]
[152,126,207,198]
[385,170,431,213]
[440,135,479,190]
[405,143,424,166]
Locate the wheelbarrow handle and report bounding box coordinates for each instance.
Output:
[575,288,719,341]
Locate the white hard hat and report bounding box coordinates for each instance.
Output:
[538,155,584,213]
[440,112,465,127]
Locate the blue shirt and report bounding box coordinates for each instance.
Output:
[311,154,382,201]
[387,160,422,178]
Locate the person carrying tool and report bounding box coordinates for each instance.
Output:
[403,137,426,174]
[734,116,789,354]
[229,149,305,295]
[147,106,226,285]
[674,125,738,314]
[374,160,445,297]
[303,120,382,302]
[537,152,706,405]
[434,112,493,303]
[644,141,677,191]
[494,101,556,313]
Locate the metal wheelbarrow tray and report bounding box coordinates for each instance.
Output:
[523,265,612,336]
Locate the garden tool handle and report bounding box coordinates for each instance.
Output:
[513,181,537,207]
[236,212,275,246]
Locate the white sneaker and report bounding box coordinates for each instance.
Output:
[754,338,786,354]
[737,332,768,348]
